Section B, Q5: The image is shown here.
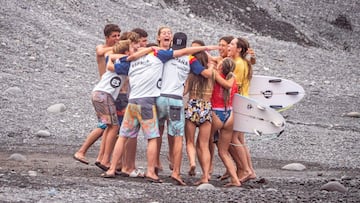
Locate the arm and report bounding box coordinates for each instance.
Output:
[206,52,219,65]
[173,45,220,58]
[126,46,156,61]
[96,45,113,57]
[110,54,126,62]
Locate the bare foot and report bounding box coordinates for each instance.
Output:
[73,153,89,165]
[188,165,196,176]
[224,182,241,187]
[101,172,115,178]
[193,179,208,186]
[170,175,186,186]
[145,172,159,182]
[239,173,252,183]
[249,173,256,180]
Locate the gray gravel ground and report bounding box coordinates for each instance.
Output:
[1,0,359,202]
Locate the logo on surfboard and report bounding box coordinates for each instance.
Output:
[261,90,273,99]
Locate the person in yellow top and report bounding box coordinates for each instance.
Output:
[227,37,256,183]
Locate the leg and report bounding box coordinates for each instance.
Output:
[100,125,119,167]
[167,134,174,170]
[169,135,186,185]
[74,127,104,164]
[229,131,252,182]
[103,136,128,176]
[208,134,215,177]
[156,125,165,172]
[218,114,240,187]
[145,137,160,180]
[185,120,197,176]
[194,122,212,185]
[239,132,256,181]
[121,137,137,173]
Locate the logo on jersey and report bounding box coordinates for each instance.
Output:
[110,76,122,88]
[157,78,162,89]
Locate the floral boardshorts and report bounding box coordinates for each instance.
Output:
[185,99,212,127]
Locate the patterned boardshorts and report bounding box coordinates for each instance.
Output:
[185,99,212,127]
[91,91,118,126]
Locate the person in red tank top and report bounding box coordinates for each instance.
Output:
[210,58,241,187]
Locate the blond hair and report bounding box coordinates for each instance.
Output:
[112,40,130,54]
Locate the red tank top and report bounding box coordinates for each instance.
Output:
[211,73,238,110]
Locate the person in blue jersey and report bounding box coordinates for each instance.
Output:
[156,32,221,185]
[91,38,155,172]
[114,29,150,178]
[101,43,220,183]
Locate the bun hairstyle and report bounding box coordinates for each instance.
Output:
[236,37,253,81]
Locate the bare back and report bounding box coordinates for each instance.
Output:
[96,44,113,78]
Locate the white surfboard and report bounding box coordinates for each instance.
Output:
[249,75,305,110]
[232,94,286,135]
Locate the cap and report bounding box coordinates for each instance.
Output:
[172,32,187,50]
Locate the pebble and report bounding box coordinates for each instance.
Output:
[196,183,216,190]
[28,170,37,177]
[47,103,66,113]
[340,175,352,181]
[343,112,360,118]
[320,181,347,193]
[7,153,27,162]
[3,87,22,95]
[281,163,306,171]
[35,130,51,138]
[266,188,278,192]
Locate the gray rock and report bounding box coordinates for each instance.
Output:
[47,103,66,113]
[3,87,22,95]
[266,188,278,192]
[28,170,37,177]
[7,153,27,162]
[340,175,352,181]
[35,130,51,138]
[320,181,348,193]
[196,183,216,190]
[281,163,306,171]
[343,112,360,118]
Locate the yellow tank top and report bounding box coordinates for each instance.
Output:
[233,56,250,96]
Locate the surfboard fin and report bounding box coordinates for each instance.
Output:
[271,121,284,127]
[254,129,262,136]
[256,105,266,111]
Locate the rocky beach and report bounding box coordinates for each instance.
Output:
[0,0,359,202]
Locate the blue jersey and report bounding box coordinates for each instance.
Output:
[114,50,174,99]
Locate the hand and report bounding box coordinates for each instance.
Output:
[247,48,256,58]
